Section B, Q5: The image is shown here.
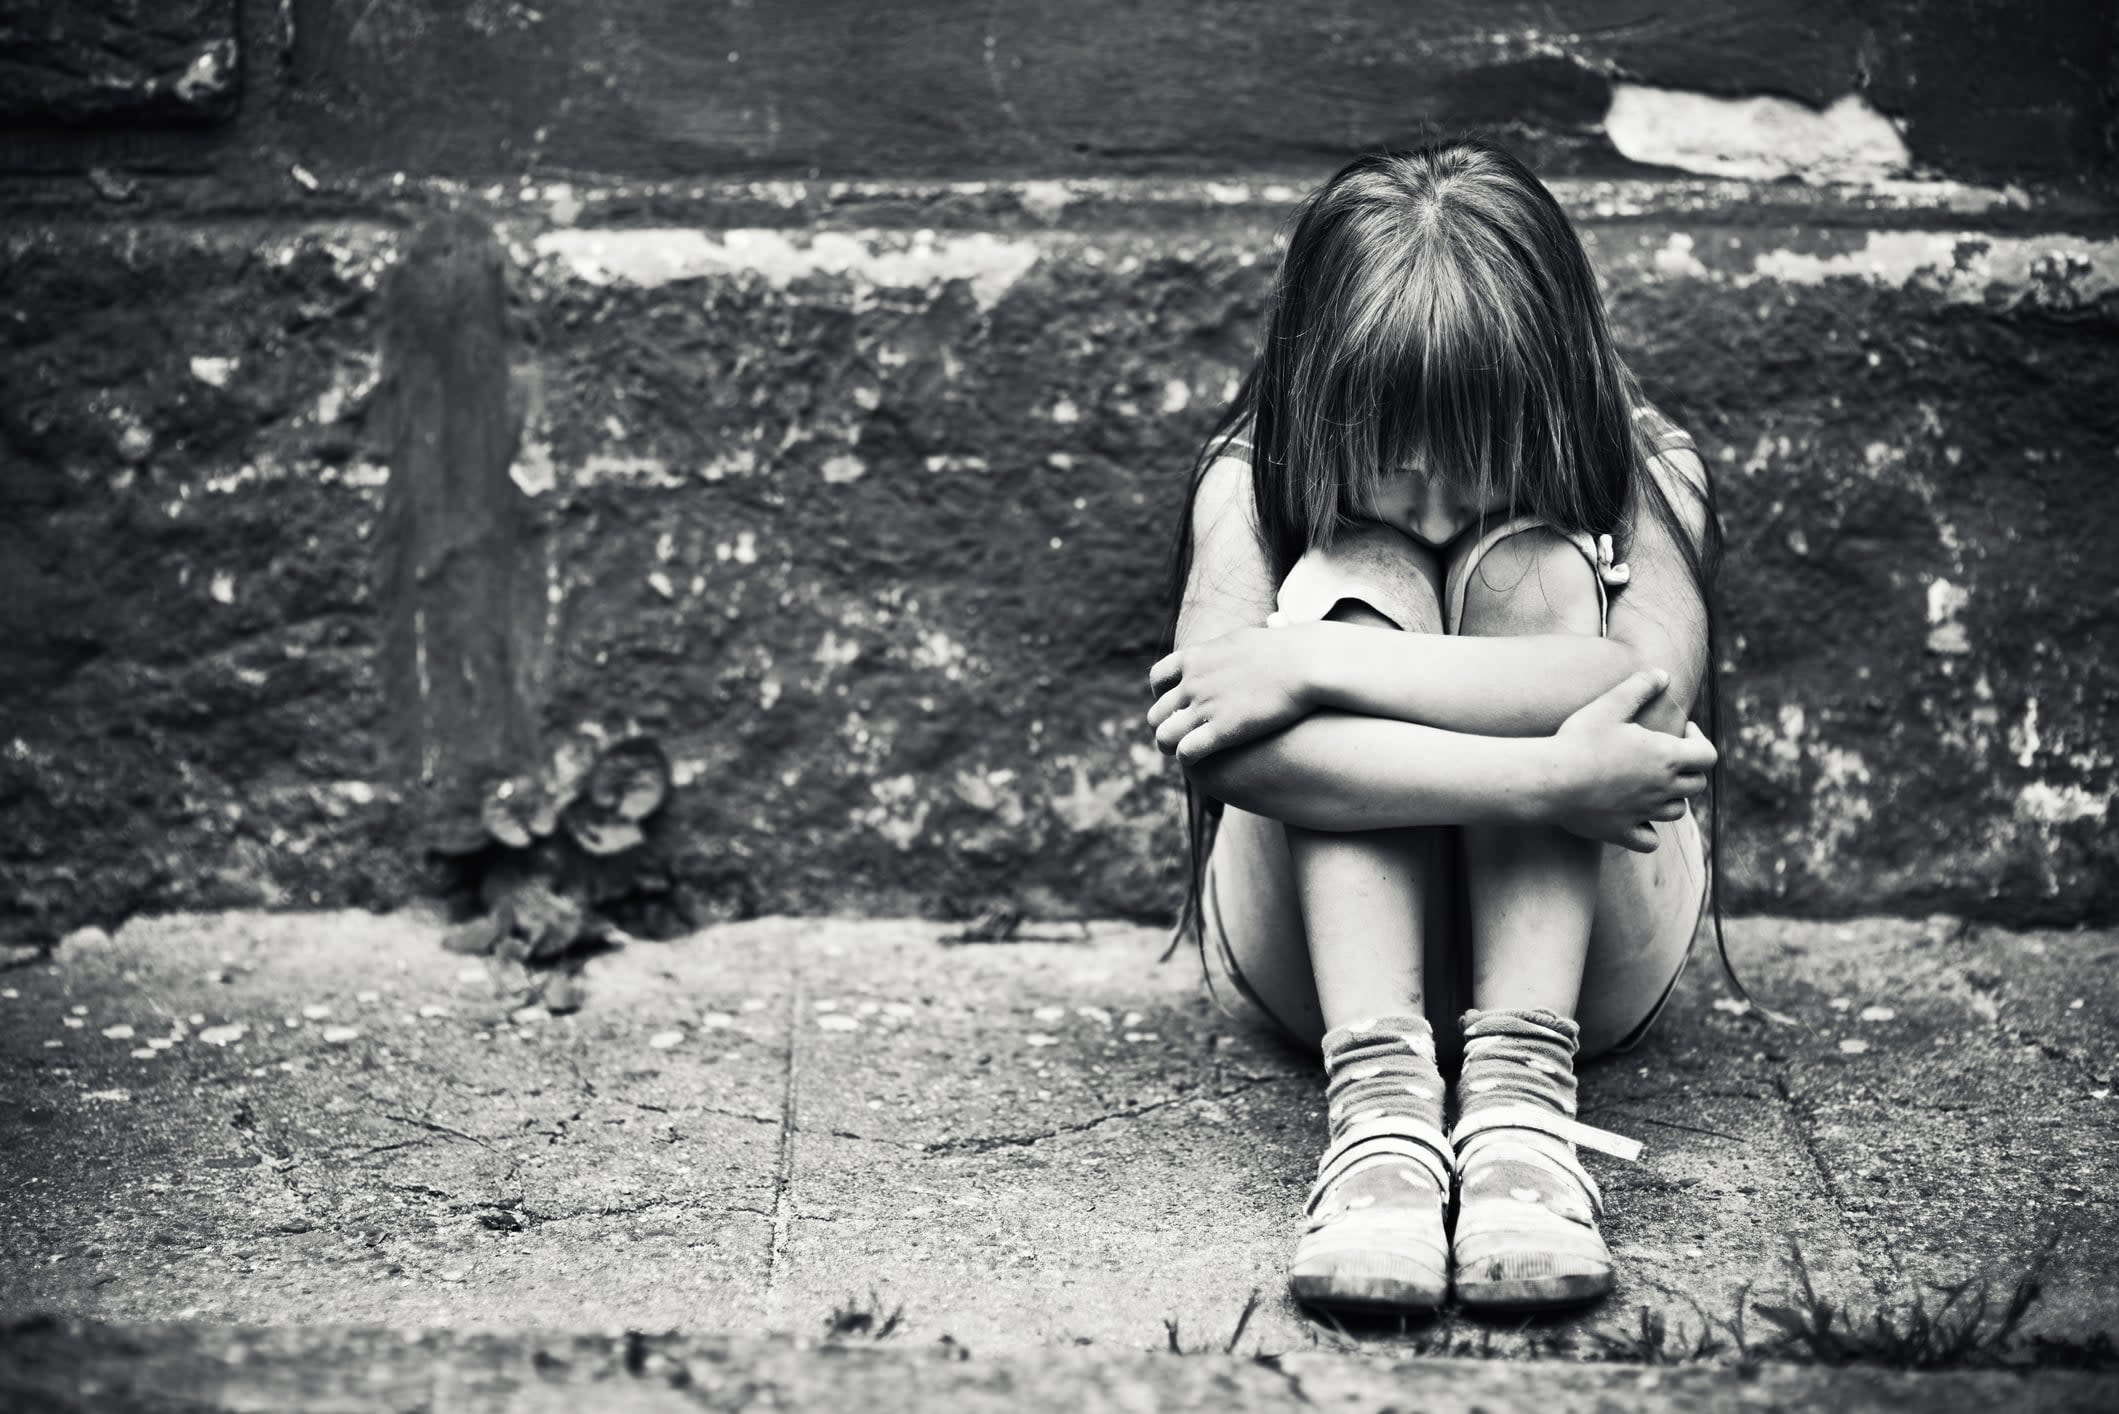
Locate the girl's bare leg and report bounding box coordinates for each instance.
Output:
[1284,598,1446,1032]
[1451,528,1622,1309]
[1273,581,1463,1313]
[1456,532,1605,1015]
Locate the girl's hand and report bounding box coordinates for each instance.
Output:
[1547,670,1718,852]
[1147,622,1320,764]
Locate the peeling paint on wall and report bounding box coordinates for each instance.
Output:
[2017,782,2109,826]
[1605,85,1911,184]
[533,228,1041,310]
[1750,232,2119,309]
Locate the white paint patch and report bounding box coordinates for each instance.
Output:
[1925,577,1971,656]
[544,182,582,227]
[1605,85,1910,184]
[1015,180,1074,224]
[912,630,969,678]
[511,439,557,496]
[2011,697,2041,769]
[575,453,682,488]
[701,448,758,481]
[2016,782,2108,826]
[814,630,861,668]
[1770,702,1805,765]
[1751,232,2119,311]
[1651,232,1709,280]
[189,356,236,388]
[535,228,1040,311]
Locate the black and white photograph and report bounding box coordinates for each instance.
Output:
[2,2,2115,1410]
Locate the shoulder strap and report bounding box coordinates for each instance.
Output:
[1631,399,1696,458]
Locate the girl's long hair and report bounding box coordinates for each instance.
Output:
[1164,138,1752,1009]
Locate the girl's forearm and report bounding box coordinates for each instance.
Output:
[1184,711,1565,832]
[1304,625,1682,736]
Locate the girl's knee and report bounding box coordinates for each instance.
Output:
[1279,524,1444,635]
[1458,528,1600,638]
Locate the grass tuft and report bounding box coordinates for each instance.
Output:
[824,1292,905,1341]
[1163,1287,1266,1355]
[1745,1241,2044,1370]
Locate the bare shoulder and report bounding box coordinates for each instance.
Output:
[1611,438,1712,694]
[1177,452,1276,644]
[1644,445,1712,549]
[1190,451,1256,534]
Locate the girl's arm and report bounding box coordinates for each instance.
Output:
[1164,456,1712,848]
[1184,680,1710,850]
[1157,450,1714,748]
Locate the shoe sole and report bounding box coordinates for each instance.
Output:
[1453,1250,1613,1310]
[1288,1243,1450,1316]
[1289,1270,1450,1315]
[1455,1271,1611,1309]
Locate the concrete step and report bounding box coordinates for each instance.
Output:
[4,1317,2116,1414]
[3,910,2113,1362]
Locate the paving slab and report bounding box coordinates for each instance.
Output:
[2,909,2114,1362]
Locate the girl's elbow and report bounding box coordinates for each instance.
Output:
[1610,642,1695,735]
[1184,755,1353,831]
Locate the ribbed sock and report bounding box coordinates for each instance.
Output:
[1324,1014,1447,1141]
[1455,1007,1593,1224]
[1457,1006,1580,1120]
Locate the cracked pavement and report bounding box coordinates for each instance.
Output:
[2,910,2114,1356]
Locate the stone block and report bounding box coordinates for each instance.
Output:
[0,1,238,125]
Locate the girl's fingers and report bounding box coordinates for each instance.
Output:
[1148,652,1182,695]
[1623,822,1662,854]
[1677,721,1719,770]
[1174,721,1224,765]
[1649,799,1686,823]
[1154,707,1199,755]
[1146,685,1189,730]
[1579,668,1669,727]
[1671,771,1709,796]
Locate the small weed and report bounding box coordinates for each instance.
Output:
[1591,1303,1725,1364]
[1267,1242,2114,1373]
[824,1292,904,1340]
[1163,1287,1265,1355]
[1747,1241,2042,1370]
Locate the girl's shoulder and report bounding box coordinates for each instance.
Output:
[1632,399,1697,458]
[1203,421,1255,468]
[1632,399,1708,501]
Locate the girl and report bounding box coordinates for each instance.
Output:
[1146,139,1724,1316]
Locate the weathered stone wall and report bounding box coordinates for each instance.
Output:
[3,1,2115,942]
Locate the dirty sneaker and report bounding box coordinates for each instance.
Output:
[1287,1015,1453,1314]
[1450,1007,1640,1309]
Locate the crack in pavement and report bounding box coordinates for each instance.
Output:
[380,1113,503,1150]
[918,1074,1301,1155]
[1768,1069,1904,1294]
[764,952,802,1294]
